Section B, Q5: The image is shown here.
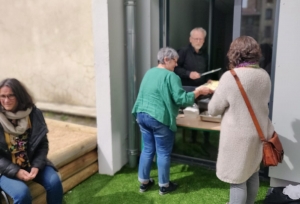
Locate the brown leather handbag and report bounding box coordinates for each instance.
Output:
[230,69,284,167]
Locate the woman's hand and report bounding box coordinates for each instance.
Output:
[16,167,39,181]
[16,169,31,181]
[193,86,214,98]
[198,86,214,95]
[29,167,39,180]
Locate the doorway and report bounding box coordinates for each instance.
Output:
[160,0,234,76]
[159,0,234,162]
[159,1,279,179]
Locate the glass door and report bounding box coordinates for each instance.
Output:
[159,0,234,162]
[159,0,278,164]
[240,0,278,77]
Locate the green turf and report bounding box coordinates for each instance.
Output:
[63,163,269,204]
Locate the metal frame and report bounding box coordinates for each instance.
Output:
[0,189,10,204]
[125,0,138,168]
[208,0,215,70]
[268,0,281,120]
[159,0,169,48]
[158,1,280,179]
[232,0,242,40]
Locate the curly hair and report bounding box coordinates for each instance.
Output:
[227,36,262,69]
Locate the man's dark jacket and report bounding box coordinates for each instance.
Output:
[175,44,208,86]
[0,106,54,178]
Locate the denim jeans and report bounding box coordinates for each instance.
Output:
[229,172,259,204]
[137,112,175,187]
[0,165,63,204]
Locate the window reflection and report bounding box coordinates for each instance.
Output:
[241,0,277,76]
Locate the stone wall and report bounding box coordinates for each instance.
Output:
[0,0,95,107]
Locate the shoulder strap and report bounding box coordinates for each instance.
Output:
[230,69,266,142]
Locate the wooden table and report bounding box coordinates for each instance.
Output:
[176,114,221,143]
[141,115,221,148]
[176,114,221,132]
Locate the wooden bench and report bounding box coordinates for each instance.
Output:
[1,119,98,204]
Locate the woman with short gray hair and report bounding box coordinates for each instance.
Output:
[157,47,179,64]
[132,47,213,195]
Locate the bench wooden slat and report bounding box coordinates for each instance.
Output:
[28,149,98,199]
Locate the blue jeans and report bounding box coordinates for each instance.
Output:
[137,112,175,187]
[0,165,63,204]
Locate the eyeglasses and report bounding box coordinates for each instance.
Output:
[191,37,204,42]
[0,94,16,100]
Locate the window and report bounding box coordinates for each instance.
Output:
[266,8,272,20]
[247,17,253,25]
[265,26,272,38]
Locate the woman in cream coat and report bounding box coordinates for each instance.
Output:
[208,36,274,204]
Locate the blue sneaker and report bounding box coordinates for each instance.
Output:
[139,178,155,192]
[159,181,178,195]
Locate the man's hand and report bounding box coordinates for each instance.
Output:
[189,71,201,79]
[16,169,31,181]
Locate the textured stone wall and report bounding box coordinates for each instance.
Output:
[0,0,95,107]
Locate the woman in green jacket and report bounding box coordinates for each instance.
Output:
[132,47,213,195]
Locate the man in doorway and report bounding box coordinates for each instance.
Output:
[175,27,210,144]
[175,27,209,90]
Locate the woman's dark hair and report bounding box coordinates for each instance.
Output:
[0,78,34,111]
[227,36,262,69]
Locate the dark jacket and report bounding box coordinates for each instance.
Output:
[174,44,208,86]
[0,106,54,178]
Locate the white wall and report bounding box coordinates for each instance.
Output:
[93,0,161,175]
[93,0,127,175]
[269,0,300,186]
[0,0,95,107]
[108,0,128,173]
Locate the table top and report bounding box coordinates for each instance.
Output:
[176,114,221,132]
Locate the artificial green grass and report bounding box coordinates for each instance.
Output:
[63,163,269,204]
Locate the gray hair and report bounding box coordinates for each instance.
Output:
[157,47,179,64]
[190,27,207,38]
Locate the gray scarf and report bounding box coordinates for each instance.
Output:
[0,108,32,135]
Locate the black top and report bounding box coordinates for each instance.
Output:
[174,44,208,86]
[0,106,55,178]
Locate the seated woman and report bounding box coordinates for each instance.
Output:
[0,78,63,204]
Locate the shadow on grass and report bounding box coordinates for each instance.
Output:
[63,174,114,204]
[63,163,269,204]
[170,164,228,195]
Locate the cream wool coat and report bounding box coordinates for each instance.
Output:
[208,68,274,184]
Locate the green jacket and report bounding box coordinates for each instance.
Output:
[132,67,195,131]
